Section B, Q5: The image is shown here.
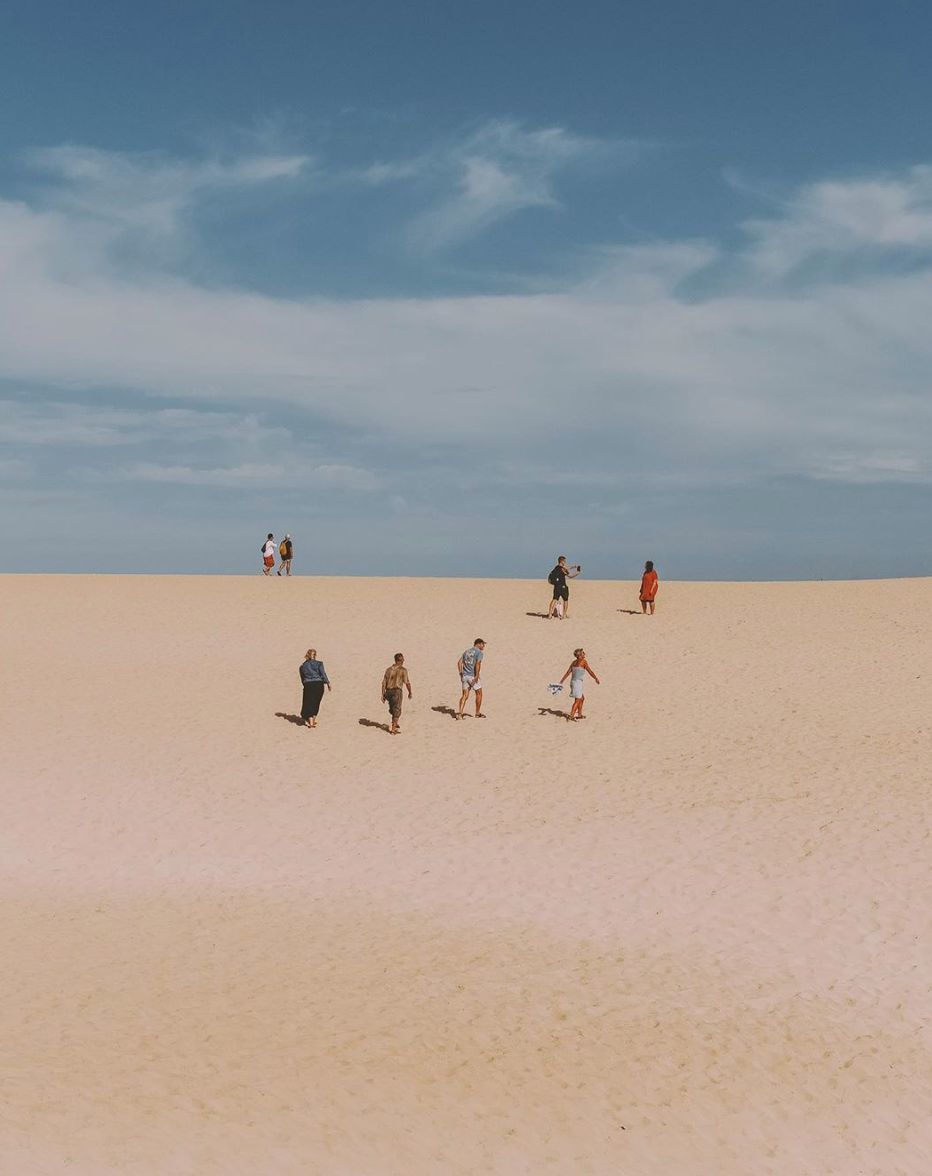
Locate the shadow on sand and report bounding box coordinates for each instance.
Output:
[617,609,642,615]
[431,705,459,720]
[538,706,570,721]
[358,717,391,734]
[275,712,306,726]
[525,611,551,619]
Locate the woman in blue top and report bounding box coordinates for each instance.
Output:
[559,648,600,721]
[299,648,331,728]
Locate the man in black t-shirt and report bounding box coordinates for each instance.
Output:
[547,555,581,619]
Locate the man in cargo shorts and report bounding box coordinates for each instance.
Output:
[381,652,412,735]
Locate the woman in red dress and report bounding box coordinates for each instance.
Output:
[639,560,659,615]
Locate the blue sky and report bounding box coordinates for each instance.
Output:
[1,0,931,577]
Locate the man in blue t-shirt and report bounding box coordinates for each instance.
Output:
[456,638,487,720]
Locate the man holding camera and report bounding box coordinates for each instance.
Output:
[547,556,581,619]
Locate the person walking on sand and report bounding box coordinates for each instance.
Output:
[261,533,276,576]
[278,534,294,576]
[381,652,412,735]
[560,648,600,721]
[547,556,581,619]
[456,638,487,720]
[639,560,659,614]
[299,648,331,727]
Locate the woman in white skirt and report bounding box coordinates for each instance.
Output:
[559,648,600,721]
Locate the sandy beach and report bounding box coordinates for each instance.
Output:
[2,573,930,1174]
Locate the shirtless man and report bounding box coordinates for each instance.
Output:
[381,652,412,735]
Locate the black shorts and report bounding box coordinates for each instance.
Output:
[552,585,569,601]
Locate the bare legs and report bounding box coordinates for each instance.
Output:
[457,687,484,718]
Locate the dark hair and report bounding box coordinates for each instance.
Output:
[394,652,404,662]
[267,533,274,539]
[645,560,654,572]
[557,555,566,562]
[474,637,485,646]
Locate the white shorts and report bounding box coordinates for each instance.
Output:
[461,675,482,691]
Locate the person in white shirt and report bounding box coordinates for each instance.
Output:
[261,533,276,576]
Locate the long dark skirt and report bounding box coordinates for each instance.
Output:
[301,680,325,720]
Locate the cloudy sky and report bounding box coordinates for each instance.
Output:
[2,0,931,577]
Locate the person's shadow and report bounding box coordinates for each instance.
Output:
[526,611,550,619]
[431,705,459,720]
[358,717,391,734]
[617,609,641,615]
[538,706,570,721]
[275,712,306,726]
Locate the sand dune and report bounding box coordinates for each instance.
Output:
[2,574,930,1174]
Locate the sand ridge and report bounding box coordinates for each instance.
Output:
[2,574,930,1173]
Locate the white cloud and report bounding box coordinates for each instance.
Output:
[410,120,621,248]
[115,460,380,491]
[0,456,32,480]
[25,145,309,229]
[0,401,292,448]
[740,166,932,279]
[356,160,424,186]
[1,146,932,498]
[0,397,383,495]
[800,449,928,484]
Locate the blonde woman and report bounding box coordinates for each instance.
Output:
[559,648,600,721]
